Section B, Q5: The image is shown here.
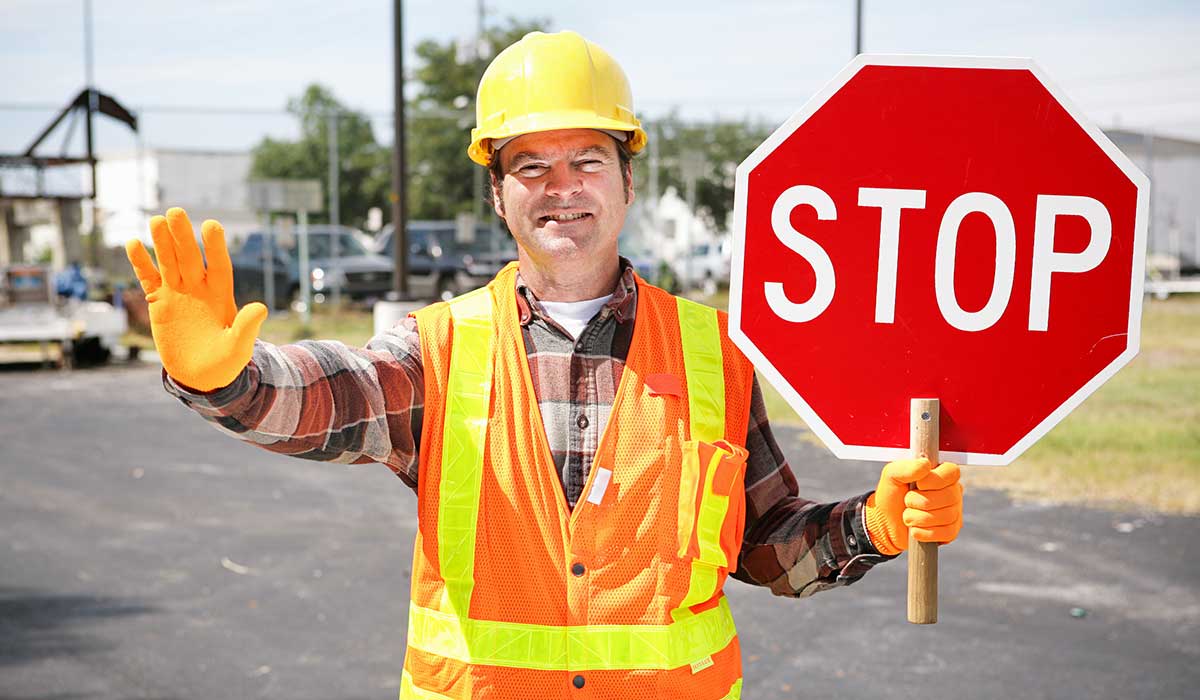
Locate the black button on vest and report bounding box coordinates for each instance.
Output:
[571,562,585,576]
[573,675,585,689]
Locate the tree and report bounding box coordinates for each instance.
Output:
[406,17,549,220]
[250,85,390,228]
[635,113,774,234]
[251,25,771,235]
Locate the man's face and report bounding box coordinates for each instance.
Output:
[491,129,633,269]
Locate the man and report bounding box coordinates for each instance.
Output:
[127,31,962,700]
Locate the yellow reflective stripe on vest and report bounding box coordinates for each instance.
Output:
[439,288,493,615]
[676,444,701,558]
[721,678,744,699]
[673,444,732,620]
[673,298,733,621]
[676,297,725,443]
[407,596,737,671]
[694,447,732,569]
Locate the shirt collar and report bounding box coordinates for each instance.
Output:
[514,257,638,327]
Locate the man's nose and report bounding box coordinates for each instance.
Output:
[544,163,583,199]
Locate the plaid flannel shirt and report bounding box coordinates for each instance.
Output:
[165,261,890,597]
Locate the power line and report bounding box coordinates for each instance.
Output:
[0,101,445,120]
[0,101,748,128]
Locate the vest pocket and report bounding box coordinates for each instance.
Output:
[677,440,749,572]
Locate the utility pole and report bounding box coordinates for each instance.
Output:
[648,121,660,212]
[679,150,705,291]
[391,0,409,298]
[477,0,485,45]
[84,0,100,268]
[472,0,486,233]
[648,121,661,259]
[855,0,863,56]
[328,109,341,306]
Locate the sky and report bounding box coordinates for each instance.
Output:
[2,0,1200,158]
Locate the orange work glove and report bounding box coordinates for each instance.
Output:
[125,207,267,391]
[864,458,963,556]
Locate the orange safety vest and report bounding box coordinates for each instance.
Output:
[405,263,755,699]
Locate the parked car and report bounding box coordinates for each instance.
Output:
[232,226,394,306]
[231,248,293,310]
[372,221,516,301]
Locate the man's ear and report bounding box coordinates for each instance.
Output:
[624,162,635,205]
[489,171,506,218]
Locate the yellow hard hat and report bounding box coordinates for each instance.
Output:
[468,31,648,167]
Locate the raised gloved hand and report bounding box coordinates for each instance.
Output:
[125,207,267,391]
[864,458,963,556]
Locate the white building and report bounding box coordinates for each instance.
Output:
[620,187,720,257]
[91,148,260,247]
[1107,130,1200,275]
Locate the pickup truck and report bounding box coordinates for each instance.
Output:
[372,221,515,301]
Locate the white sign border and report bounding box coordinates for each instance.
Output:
[729,54,1150,467]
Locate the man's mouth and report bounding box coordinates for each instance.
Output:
[538,212,592,225]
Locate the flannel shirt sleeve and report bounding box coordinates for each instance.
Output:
[162,315,425,489]
[730,376,896,597]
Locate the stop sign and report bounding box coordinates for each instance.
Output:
[730,56,1149,466]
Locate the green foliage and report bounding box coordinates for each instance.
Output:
[249,21,772,232]
[258,306,377,349]
[653,260,680,294]
[406,21,771,229]
[406,17,548,220]
[250,85,390,228]
[635,114,774,233]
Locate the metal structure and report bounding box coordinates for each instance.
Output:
[0,88,137,202]
[0,87,138,279]
[248,179,324,319]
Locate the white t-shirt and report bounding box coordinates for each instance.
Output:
[539,294,614,340]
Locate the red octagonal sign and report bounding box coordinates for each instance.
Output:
[730,56,1149,466]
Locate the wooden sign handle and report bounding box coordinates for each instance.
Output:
[908,398,939,624]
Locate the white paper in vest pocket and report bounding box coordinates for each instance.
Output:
[586,467,613,505]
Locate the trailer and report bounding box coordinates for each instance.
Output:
[1145,277,1200,299]
[0,264,127,368]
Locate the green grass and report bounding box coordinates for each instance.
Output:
[258,304,379,348]
[966,297,1200,514]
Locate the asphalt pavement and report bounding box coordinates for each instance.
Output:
[1,361,1197,699]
